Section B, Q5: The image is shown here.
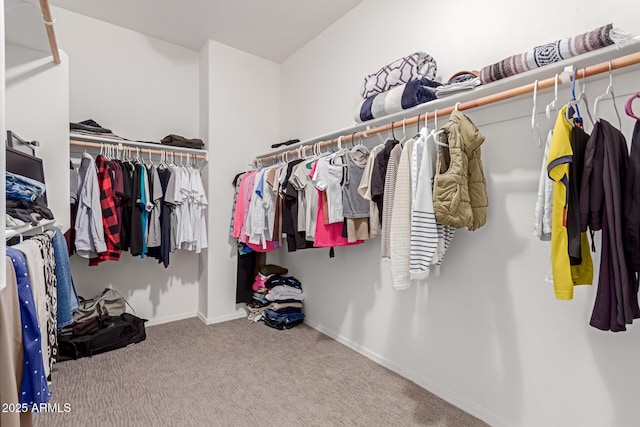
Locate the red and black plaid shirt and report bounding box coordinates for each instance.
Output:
[90,155,121,265]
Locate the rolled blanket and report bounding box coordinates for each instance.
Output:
[355,78,442,123]
[480,24,621,84]
[361,52,437,99]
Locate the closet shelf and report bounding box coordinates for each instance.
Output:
[6,219,56,241]
[69,133,208,160]
[255,41,640,165]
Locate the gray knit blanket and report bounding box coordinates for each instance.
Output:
[480,24,616,84]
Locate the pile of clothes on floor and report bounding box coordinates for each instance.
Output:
[247,264,304,330]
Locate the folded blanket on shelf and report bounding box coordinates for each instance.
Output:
[355,78,442,123]
[70,119,113,134]
[479,24,621,84]
[361,52,437,99]
[435,72,482,98]
[161,134,205,149]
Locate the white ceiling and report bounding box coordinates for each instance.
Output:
[49,0,364,63]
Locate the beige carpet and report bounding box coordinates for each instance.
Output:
[35,318,486,427]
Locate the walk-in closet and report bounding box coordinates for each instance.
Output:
[2,1,640,426]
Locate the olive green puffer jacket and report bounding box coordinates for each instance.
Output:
[433,111,488,230]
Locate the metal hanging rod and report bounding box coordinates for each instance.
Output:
[70,139,208,160]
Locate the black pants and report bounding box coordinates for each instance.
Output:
[236,250,261,304]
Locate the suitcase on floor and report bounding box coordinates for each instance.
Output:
[57,313,147,361]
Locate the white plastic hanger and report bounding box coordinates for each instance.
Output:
[531,80,544,147]
[593,61,622,129]
[546,74,560,120]
[430,109,448,147]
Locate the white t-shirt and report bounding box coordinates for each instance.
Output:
[313,156,344,224]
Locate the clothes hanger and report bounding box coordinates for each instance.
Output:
[565,68,595,128]
[397,118,412,147]
[431,108,448,147]
[593,61,622,129]
[454,102,461,112]
[625,92,640,120]
[531,80,544,147]
[546,74,560,120]
[349,132,369,161]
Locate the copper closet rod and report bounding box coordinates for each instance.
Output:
[69,139,208,160]
[39,0,61,64]
[256,50,640,166]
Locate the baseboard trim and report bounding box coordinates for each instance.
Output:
[304,319,508,427]
[145,311,198,327]
[197,311,246,325]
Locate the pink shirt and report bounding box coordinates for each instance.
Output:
[233,171,258,241]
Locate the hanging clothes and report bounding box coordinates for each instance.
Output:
[50,227,79,329]
[380,144,402,259]
[312,159,363,248]
[342,150,370,242]
[533,130,554,241]
[370,139,399,224]
[433,110,488,230]
[13,241,50,380]
[390,138,416,290]
[155,166,174,267]
[0,256,34,427]
[75,152,106,259]
[358,144,384,238]
[129,163,144,256]
[30,232,58,375]
[410,128,440,280]
[118,161,135,252]
[581,120,640,331]
[566,126,589,265]
[6,248,51,408]
[548,106,593,301]
[281,160,308,251]
[625,121,640,272]
[89,155,121,265]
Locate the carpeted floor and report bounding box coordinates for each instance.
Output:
[35,317,486,427]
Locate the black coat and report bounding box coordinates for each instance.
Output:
[580,120,640,332]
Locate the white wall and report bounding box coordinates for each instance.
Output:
[52,7,201,325]
[279,1,640,426]
[199,40,280,323]
[280,0,638,141]
[5,44,70,226]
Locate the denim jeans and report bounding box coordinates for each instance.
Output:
[49,227,80,328]
[6,172,46,202]
[265,309,304,324]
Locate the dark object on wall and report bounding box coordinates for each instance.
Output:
[271,139,300,149]
[57,313,147,361]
